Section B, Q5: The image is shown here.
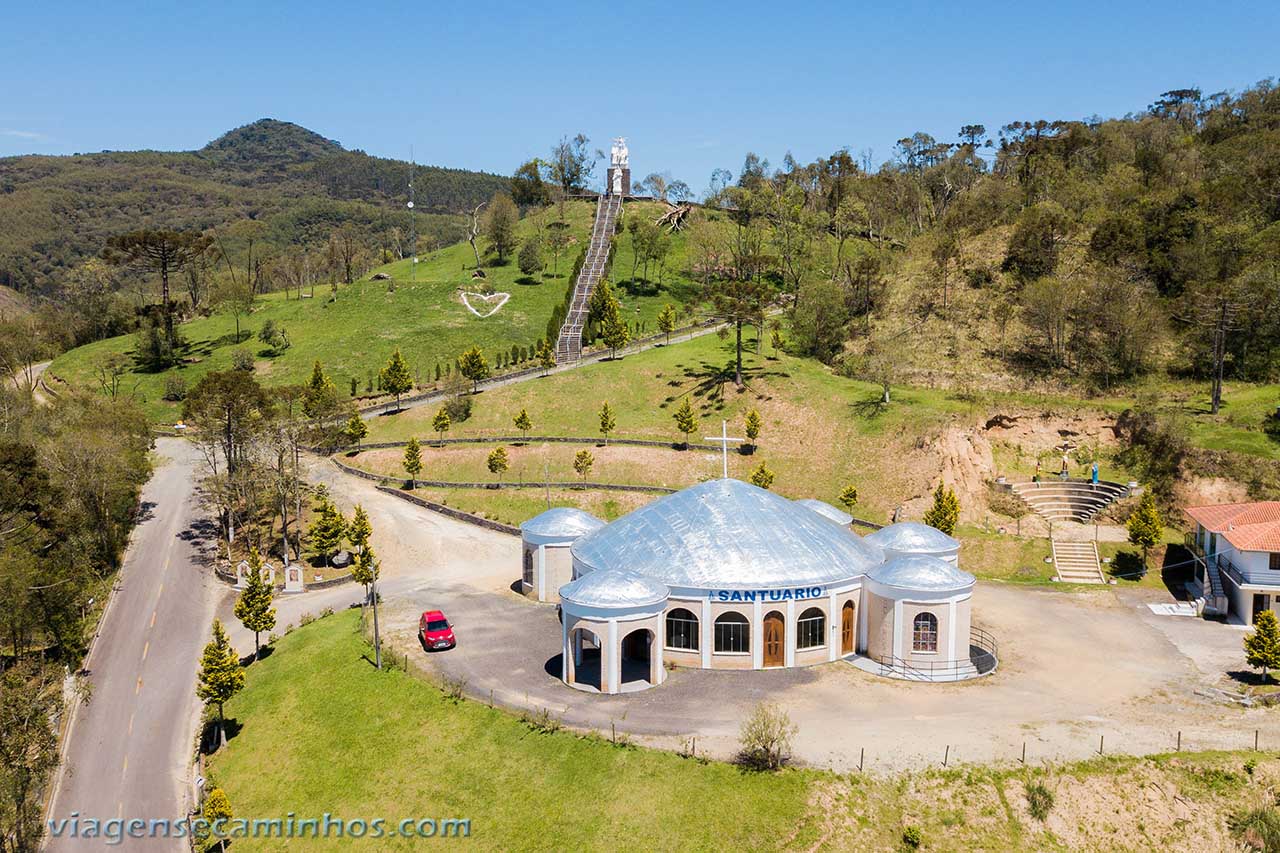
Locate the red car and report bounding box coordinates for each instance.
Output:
[418,610,456,651]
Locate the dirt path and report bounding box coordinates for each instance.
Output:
[306,461,1279,773]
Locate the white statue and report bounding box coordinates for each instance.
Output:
[610,137,629,169]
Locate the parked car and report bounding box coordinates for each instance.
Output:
[418,610,456,651]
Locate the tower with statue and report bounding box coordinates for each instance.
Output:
[607,137,630,196]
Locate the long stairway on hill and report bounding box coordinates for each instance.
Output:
[1006,478,1131,524]
[555,193,623,363]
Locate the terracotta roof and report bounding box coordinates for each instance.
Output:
[1184,502,1280,532]
[1185,501,1280,553]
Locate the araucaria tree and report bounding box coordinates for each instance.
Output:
[487,446,509,482]
[749,462,775,490]
[234,547,276,658]
[598,402,617,445]
[483,192,520,264]
[573,449,594,482]
[458,346,490,393]
[403,437,423,487]
[1126,491,1163,569]
[196,619,245,747]
[1246,610,1280,684]
[302,360,338,420]
[379,348,414,411]
[103,228,212,358]
[672,398,698,448]
[922,483,959,535]
[708,277,773,387]
[432,408,451,445]
[514,408,532,442]
[744,409,762,449]
[348,504,372,555]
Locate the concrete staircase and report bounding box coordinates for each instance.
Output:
[1051,540,1106,583]
[1008,478,1130,524]
[555,193,623,363]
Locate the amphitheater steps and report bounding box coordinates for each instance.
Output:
[1008,479,1130,524]
[1051,540,1106,584]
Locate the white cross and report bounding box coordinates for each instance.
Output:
[704,419,744,479]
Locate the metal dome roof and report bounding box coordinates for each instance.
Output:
[559,569,669,608]
[863,521,960,555]
[520,507,605,541]
[793,498,854,526]
[571,479,883,590]
[869,554,974,592]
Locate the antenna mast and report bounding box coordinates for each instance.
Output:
[408,146,417,285]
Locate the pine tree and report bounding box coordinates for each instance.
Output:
[348,504,372,554]
[379,348,414,411]
[514,408,532,442]
[487,446,509,482]
[657,303,677,345]
[1246,610,1280,683]
[1126,491,1163,569]
[574,449,594,482]
[432,408,451,446]
[202,787,234,852]
[749,461,776,490]
[458,346,490,393]
[600,293,631,359]
[536,339,556,376]
[770,329,785,355]
[343,412,368,449]
[302,360,337,419]
[233,547,276,659]
[403,437,423,487]
[744,409,762,448]
[598,402,617,446]
[196,619,244,747]
[434,362,441,382]
[838,484,859,511]
[672,398,698,448]
[307,497,347,566]
[922,483,960,535]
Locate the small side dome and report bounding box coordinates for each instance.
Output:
[793,498,854,526]
[520,507,605,545]
[869,554,974,593]
[864,521,960,556]
[559,569,669,609]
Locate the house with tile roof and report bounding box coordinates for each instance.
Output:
[1185,501,1280,623]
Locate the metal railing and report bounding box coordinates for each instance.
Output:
[873,627,998,682]
[555,194,623,362]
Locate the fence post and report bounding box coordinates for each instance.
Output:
[1099,734,1104,755]
[943,745,950,767]
[1256,729,1260,751]
[1020,742,1026,764]
[1177,730,1181,752]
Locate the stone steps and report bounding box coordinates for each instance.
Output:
[1007,479,1130,524]
[1052,540,1105,583]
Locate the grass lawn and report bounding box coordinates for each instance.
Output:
[207,609,821,852]
[46,200,713,423]
[208,609,1280,851]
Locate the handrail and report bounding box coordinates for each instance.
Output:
[873,627,998,681]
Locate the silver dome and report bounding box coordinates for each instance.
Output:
[520,507,605,541]
[863,521,960,555]
[559,569,669,608]
[571,479,883,590]
[793,498,854,526]
[869,554,974,592]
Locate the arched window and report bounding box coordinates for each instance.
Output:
[714,612,750,653]
[522,548,534,585]
[796,607,826,650]
[912,612,938,653]
[665,608,699,651]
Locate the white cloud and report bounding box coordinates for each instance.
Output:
[1,129,49,140]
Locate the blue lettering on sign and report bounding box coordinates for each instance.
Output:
[712,586,825,602]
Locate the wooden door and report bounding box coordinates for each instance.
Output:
[841,601,855,654]
[763,612,785,667]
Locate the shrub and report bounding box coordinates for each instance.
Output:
[520,706,562,733]
[162,374,187,401]
[737,701,797,771]
[441,675,467,703]
[1025,780,1054,821]
[901,826,923,849]
[1229,805,1280,851]
[298,611,315,627]
[1245,758,1258,777]
[231,347,255,372]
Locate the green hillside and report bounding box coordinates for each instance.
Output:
[46,199,715,421]
[0,118,509,295]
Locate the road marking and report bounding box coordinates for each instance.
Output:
[136,677,143,695]
[128,713,134,735]
[141,641,149,661]
[121,757,128,778]
[117,802,123,819]
[157,582,164,596]
[150,610,157,628]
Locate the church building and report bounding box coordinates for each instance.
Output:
[520,478,994,695]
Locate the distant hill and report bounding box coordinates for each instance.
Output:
[0,118,510,294]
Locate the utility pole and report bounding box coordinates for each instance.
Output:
[371,576,382,670]
[408,147,417,286]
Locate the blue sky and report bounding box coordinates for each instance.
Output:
[2,1,1277,194]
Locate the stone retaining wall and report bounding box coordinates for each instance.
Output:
[331,456,676,495]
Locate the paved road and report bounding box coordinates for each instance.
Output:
[46,438,217,851]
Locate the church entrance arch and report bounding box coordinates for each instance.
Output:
[763,611,785,667]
